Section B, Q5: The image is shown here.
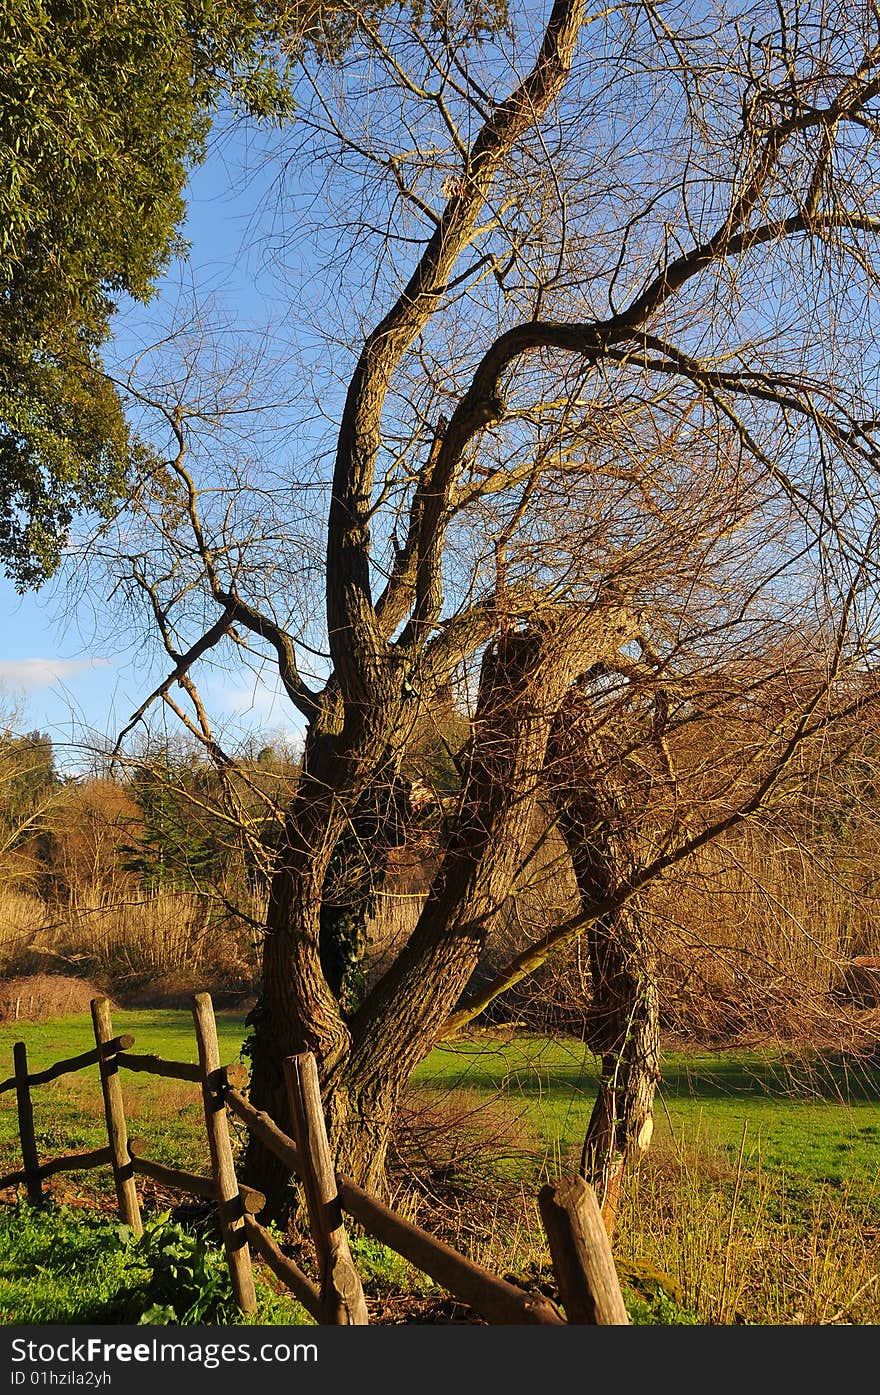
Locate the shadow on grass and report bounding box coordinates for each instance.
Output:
[413,1035,880,1107]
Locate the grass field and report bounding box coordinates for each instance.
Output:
[0,1010,249,1193]
[411,1034,880,1201]
[0,1009,878,1324]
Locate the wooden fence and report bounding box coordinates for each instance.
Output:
[0,992,628,1326]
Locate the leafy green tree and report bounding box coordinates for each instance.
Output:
[119,739,300,904]
[0,0,292,587]
[0,729,58,813]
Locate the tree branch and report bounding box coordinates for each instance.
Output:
[327,0,591,704]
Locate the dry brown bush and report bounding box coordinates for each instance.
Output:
[46,780,142,905]
[0,973,111,1023]
[367,801,880,1051]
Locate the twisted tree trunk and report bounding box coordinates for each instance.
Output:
[244,605,637,1211]
[547,701,661,1233]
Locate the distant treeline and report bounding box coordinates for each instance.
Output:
[0,728,301,905]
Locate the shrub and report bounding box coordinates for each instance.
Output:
[115,1211,238,1325]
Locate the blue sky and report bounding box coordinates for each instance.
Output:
[0,122,307,767]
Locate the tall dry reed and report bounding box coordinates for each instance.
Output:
[0,885,257,988]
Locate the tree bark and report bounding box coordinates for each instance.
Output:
[546,697,661,1234]
[245,604,637,1212]
[244,692,418,1205]
[577,909,660,1232]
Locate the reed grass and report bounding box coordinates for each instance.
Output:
[0,887,256,989]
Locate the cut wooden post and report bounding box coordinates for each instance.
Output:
[192,992,257,1316]
[284,1053,368,1325]
[13,1042,42,1205]
[90,998,142,1235]
[538,1176,629,1325]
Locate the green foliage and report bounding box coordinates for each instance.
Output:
[0,1201,138,1323]
[122,756,227,893]
[0,1202,311,1325]
[0,0,293,588]
[623,1285,700,1325]
[0,728,59,820]
[618,1259,699,1326]
[0,0,512,590]
[119,739,299,897]
[0,727,60,881]
[319,777,415,1014]
[116,1211,238,1325]
[348,1235,434,1296]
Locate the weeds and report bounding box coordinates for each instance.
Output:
[614,1131,880,1324]
[0,1203,310,1326]
[116,1212,239,1325]
[348,1236,435,1297]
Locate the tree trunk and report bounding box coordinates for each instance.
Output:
[578,908,660,1232]
[245,607,639,1217]
[546,698,661,1234]
[243,722,355,1211]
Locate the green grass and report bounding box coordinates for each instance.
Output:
[406,1032,880,1324]
[2,1010,879,1200]
[0,1009,250,1192]
[1,1010,879,1323]
[410,1032,880,1199]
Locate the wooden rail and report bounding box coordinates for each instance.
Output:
[117,1052,248,1087]
[0,1146,112,1191]
[116,1052,202,1083]
[228,1061,563,1325]
[126,1139,266,1215]
[242,1214,321,1320]
[0,1036,134,1093]
[0,996,261,1316]
[225,1087,301,1174]
[0,992,630,1327]
[338,1174,563,1325]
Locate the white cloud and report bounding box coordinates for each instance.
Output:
[219,682,286,717]
[0,657,111,691]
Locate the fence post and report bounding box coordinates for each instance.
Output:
[538,1176,629,1324]
[90,998,142,1235]
[284,1053,369,1325]
[191,992,257,1315]
[13,1042,42,1205]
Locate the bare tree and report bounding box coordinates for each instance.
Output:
[82,0,880,1213]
